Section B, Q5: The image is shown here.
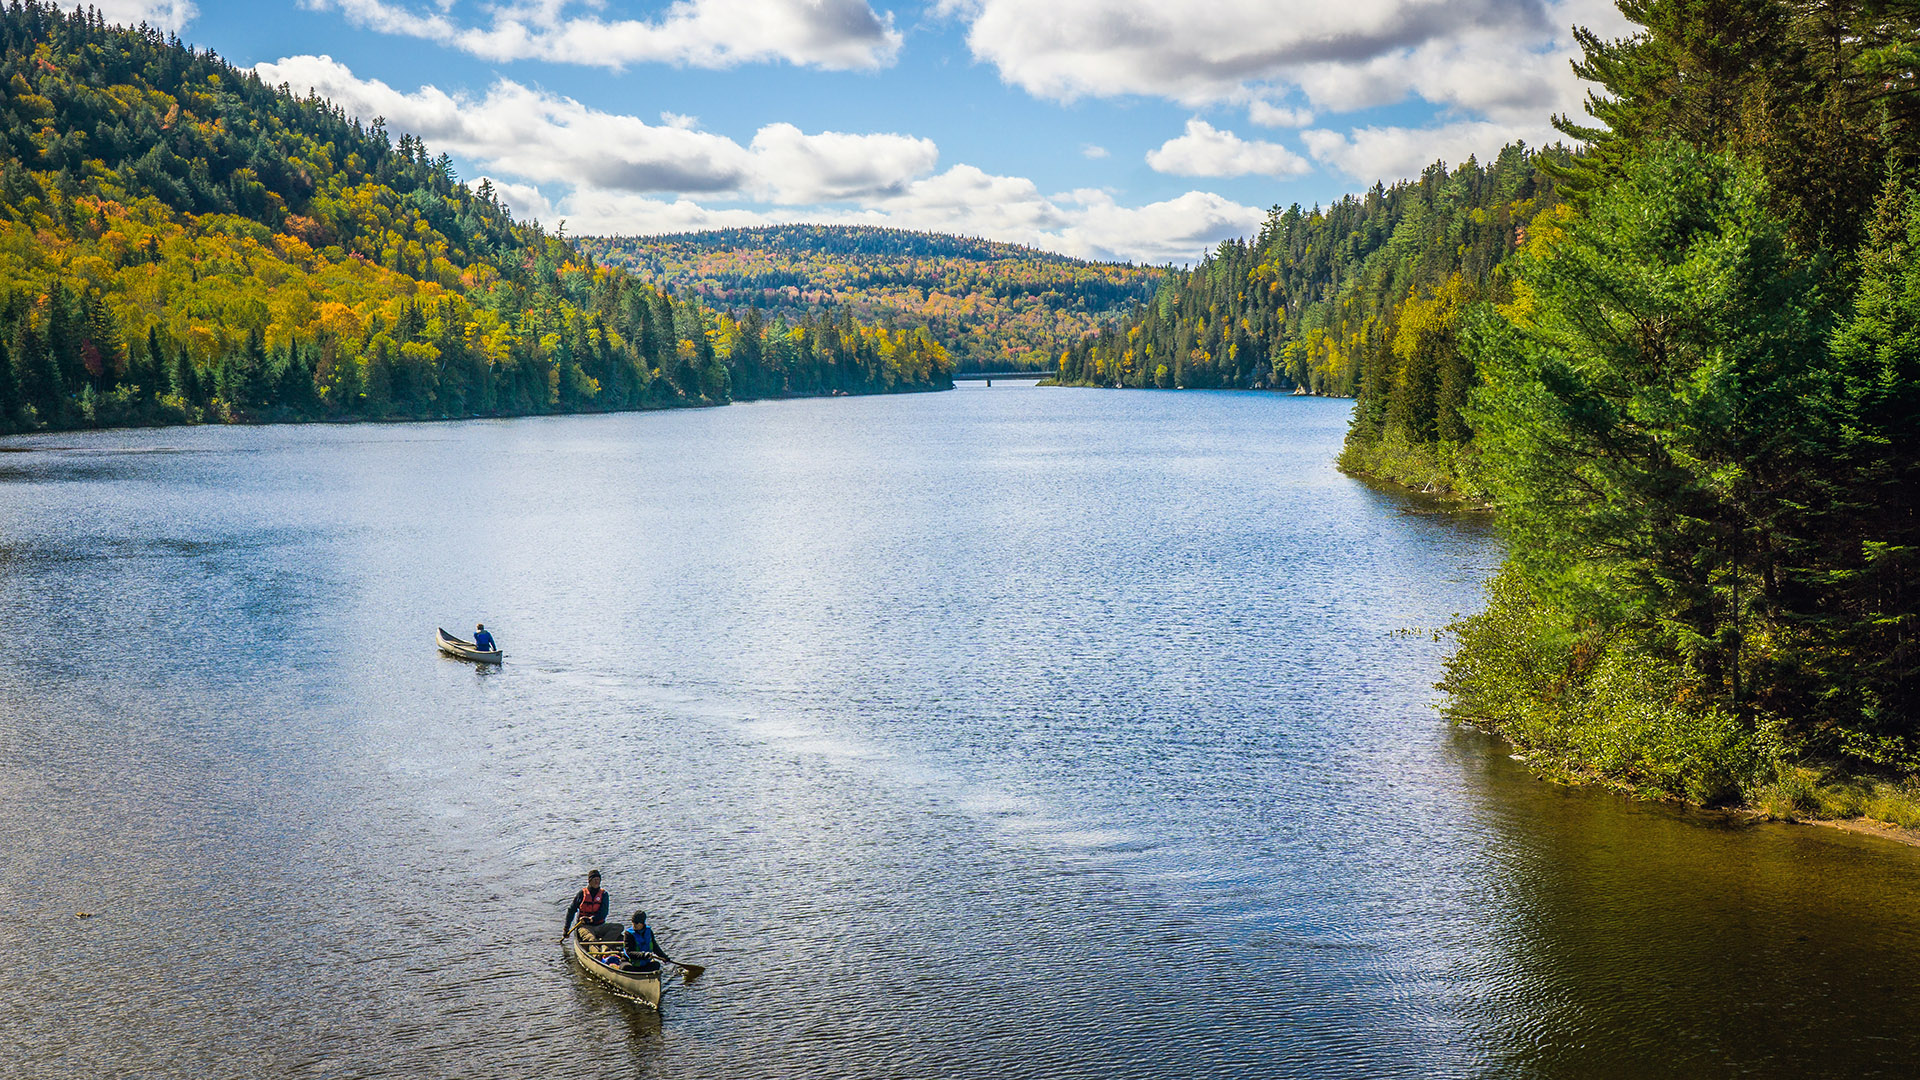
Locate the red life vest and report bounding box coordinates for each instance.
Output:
[577,887,606,922]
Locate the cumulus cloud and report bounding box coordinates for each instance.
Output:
[1081,143,1110,159]
[1286,24,1584,120]
[858,175,1263,263]
[494,182,779,234]
[82,0,196,32]
[254,55,934,203]
[748,122,938,202]
[1145,118,1310,179]
[940,0,1640,184]
[940,0,1553,105]
[1056,188,1265,263]
[1247,101,1312,128]
[305,0,901,71]
[1301,118,1560,181]
[533,167,1261,264]
[252,55,1253,263]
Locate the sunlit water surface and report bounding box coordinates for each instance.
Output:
[4,387,1920,1079]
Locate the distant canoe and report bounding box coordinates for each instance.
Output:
[567,924,663,1008]
[436,627,502,664]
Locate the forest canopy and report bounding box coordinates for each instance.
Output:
[1059,0,1920,809]
[581,226,1160,374]
[0,2,951,433]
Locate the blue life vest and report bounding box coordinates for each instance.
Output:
[624,925,660,965]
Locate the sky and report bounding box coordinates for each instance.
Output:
[86,0,1635,264]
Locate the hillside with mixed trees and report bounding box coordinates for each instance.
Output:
[1054,143,1566,495]
[0,3,950,434]
[580,226,1161,373]
[1062,1,1920,818]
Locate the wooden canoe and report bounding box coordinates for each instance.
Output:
[567,924,663,1008]
[436,627,503,664]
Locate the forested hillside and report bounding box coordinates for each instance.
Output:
[1054,144,1565,495]
[0,3,949,433]
[1438,0,1920,812]
[1059,1,1920,816]
[581,226,1160,373]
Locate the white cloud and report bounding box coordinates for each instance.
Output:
[1301,118,1560,181]
[939,0,1555,105]
[252,54,1252,263]
[1058,188,1264,264]
[1286,24,1589,121]
[748,122,938,202]
[80,0,196,32]
[496,165,1260,265]
[254,55,934,203]
[1145,118,1310,179]
[1247,101,1312,128]
[939,0,1642,188]
[539,168,1260,264]
[1081,143,1110,159]
[305,0,901,71]
[841,172,1262,263]
[500,184,779,235]
[660,111,699,130]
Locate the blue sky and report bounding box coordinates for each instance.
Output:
[94,0,1631,263]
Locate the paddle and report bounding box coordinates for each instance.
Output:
[647,953,704,983]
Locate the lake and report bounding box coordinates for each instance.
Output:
[4,385,1920,1078]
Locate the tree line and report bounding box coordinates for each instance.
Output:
[1440,0,1920,804]
[1058,0,1920,807]
[1053,144,1565,450]
[583,225,1159,373]
[0,1,949,433]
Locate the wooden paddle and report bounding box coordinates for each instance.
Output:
[655,955,705,982]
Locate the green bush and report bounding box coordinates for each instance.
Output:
[1443,569,1764,805]
[1336,424,1485,504]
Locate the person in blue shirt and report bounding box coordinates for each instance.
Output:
[622,910,671,973]
[472,623,495,651]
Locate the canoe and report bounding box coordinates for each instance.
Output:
[436,627,503,664]
[567,923,663,1008]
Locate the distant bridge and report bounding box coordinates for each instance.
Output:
[951,371,1051,382]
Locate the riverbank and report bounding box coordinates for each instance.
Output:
[0,380,953,440]
[1483,725,1920,849]
[1335,427,1488,509]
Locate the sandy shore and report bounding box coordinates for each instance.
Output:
[1798,816,1920,848]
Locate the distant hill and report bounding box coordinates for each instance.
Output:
[581,226,1165,372]
[0,4,948,434]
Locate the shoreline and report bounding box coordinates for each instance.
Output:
[1793,815,1920,848]
[1478,728,1920,853]
[0,381,955,443]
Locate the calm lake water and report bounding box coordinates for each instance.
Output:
[4,386,1920,1079]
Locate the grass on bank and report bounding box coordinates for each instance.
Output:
[1748,768,1920,830]
[1336,426,1487,506]
[1445,569,1920,832]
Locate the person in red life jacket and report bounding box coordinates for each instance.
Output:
[565,870,612,938]
[622,910,671,973]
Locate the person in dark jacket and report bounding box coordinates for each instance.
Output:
[472,623,496,651]
[623,910,670,972]
[564,870,611,936]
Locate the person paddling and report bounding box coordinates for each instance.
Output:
[622,910,671,973]
[564,870,611,938]
[472,623,495,652]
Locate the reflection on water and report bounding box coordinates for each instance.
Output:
[1,387,1917,1078]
